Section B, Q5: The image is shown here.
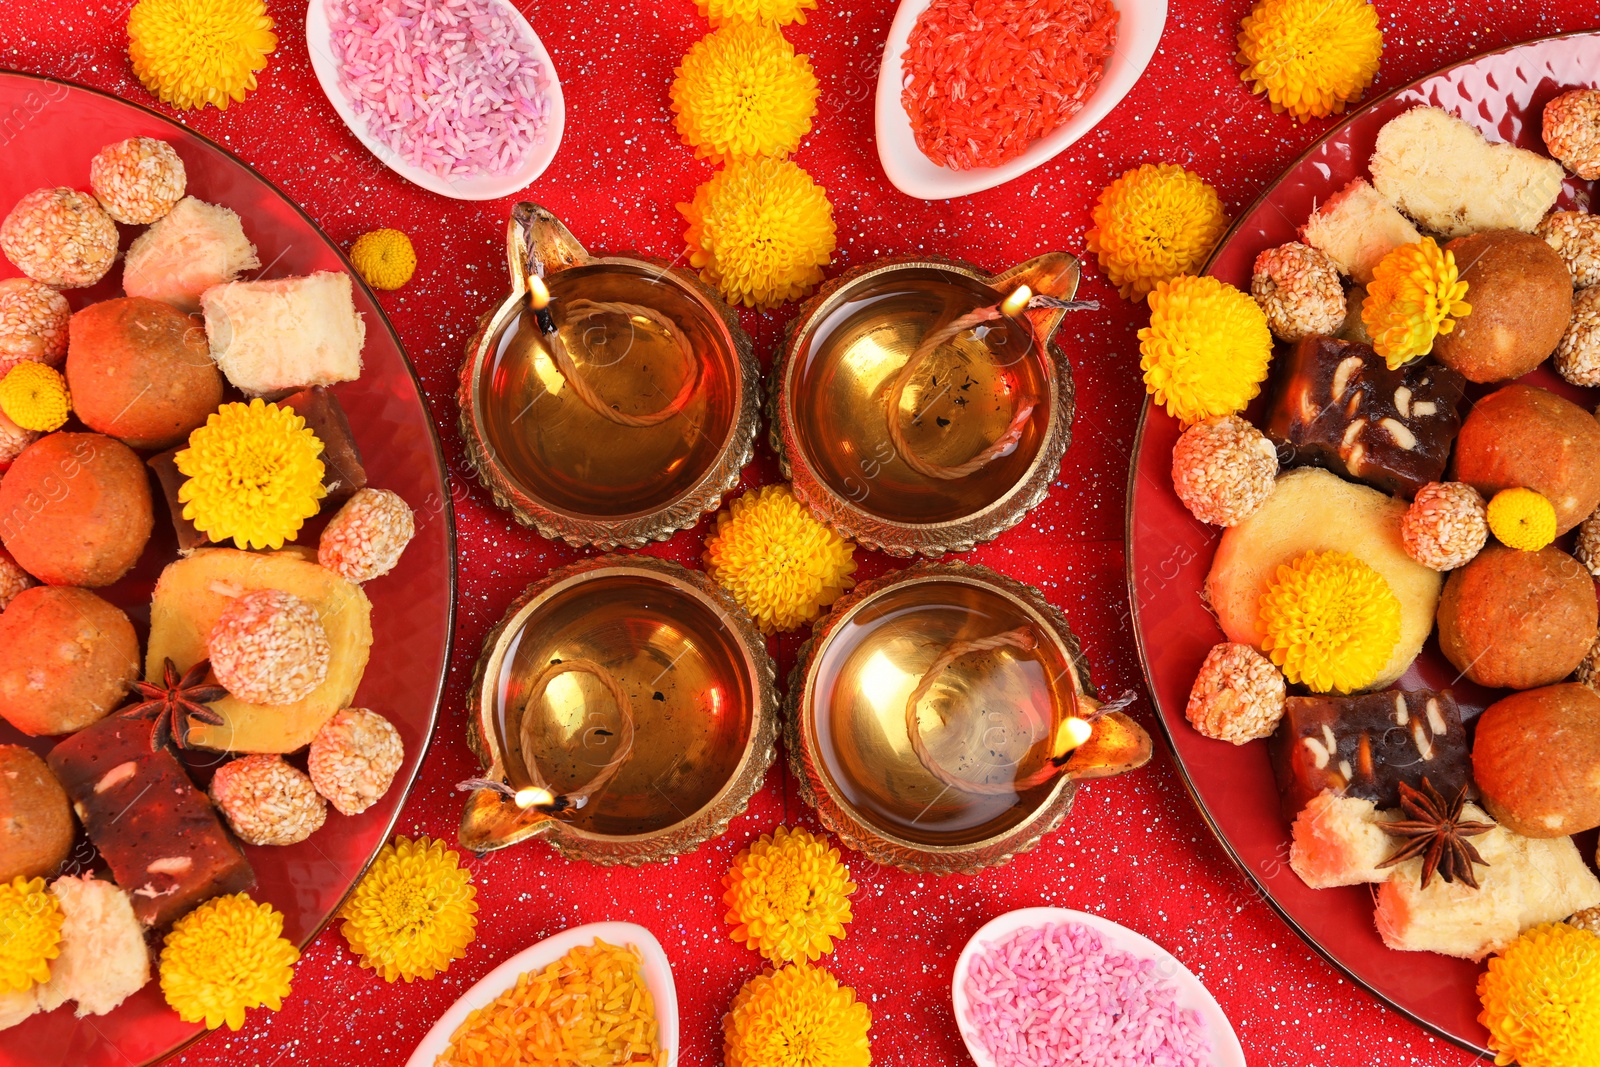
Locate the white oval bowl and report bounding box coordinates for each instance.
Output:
[304,0,566,201]
[405,922,679,1067]
[952,907,1245,1067]
[876,0,1167,200]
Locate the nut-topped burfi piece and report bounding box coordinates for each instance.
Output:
[1269,688,1472,820]
[47,715,254,927]
[1263,336,1465,499]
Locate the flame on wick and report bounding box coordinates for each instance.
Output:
[514,786,556,810]
[1051,716,1094,760]
[1001,285,1033,317]
[528,272,552,311]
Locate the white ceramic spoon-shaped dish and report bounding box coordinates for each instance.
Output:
[876,0,1168,200]
[952,907,1245,1067]
[405,922,679,1067]
[305,0,566,201]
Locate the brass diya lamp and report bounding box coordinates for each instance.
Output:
[771,254,1090,557]
[459,203,760,548]
[459,555,778,865]
[787,562,1152,874]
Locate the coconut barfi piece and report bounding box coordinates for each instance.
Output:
[1301,179,1421,284]
[123,197,260,313]
[1370,106,1565,238]
[1290,793,1400,888]
[35,874,151,1016]
[47,715,254,928]
[201,271,366,396]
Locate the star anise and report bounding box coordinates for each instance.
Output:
[120,658,228,752]
[1377,778,1495,890]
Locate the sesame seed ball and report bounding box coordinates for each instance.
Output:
[0,406,38,466]
[1537,211,1600,289]
[1543,89,1600,180]
[1185,643,1286,744]
[308,708,404,816]
[318,489,415,584]
[1171,415,1279,526]
[1570,907,1600,935]
[1556,286,1600,387]
[0,188,118,289]
[210,755,327,846]
[89,138,186,225]
[1401,482,1488,571]
[1251,242,1346,342]
[1575,507,1600,578]
[208,589,331,706]
[0,278,70,373]
[0,550,35,611]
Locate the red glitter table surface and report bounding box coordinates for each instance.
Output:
[3,2,1593,1065]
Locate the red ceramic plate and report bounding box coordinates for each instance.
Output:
[0,73,455,1067]
[1126,32,1600,1056]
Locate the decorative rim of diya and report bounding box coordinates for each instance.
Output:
[785,561,1152,875]
[459,554,779,866]
[769,254,1082,558]
[458,203,761,549]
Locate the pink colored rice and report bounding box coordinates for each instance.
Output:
[326,0,552,179]
[963,922,1210,1067]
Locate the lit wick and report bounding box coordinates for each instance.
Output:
[1000,284,1033,317]
[527,272,558,336]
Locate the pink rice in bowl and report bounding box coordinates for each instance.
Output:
[962,921,1210,1067]
[326,0,553,180]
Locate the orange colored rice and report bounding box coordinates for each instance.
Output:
[436,939,666,1067]
[902,0,1119,171]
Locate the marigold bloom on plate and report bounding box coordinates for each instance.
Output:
[0,876,62,993]
[680,157,836,309]
[0,361,70,432]
[724,826,856,963]
[1138,275,1273,425]
[1486,487,1558,552]
[1478,922,1600,1067]
[339,835,477,982]
[176,398,327,550]
[672,23,818,161]
[1086,164,1229,300]
[1362,237,1471,368]
[704,484,856,633]
[696,0,817,26]
[158,893,298,1030]
[1258,549,1402,693]
[724,962,872,1067]
[349,229,416,291]
[128,0,277,111]
[1237,0,1383,123]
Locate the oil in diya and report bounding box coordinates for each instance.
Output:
[460,203,759,549]
[787,563,1152,874]
[773,254,1093,557]
[459,556,778,865]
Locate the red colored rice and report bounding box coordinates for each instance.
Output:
[902,0,1119,171]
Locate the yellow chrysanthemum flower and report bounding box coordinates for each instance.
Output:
[0,877,63,993]
[128,0,277,111]
[704,484,856,633]
[724,826,856,964]
[680,157,836,310]
[349,229,417,291]
[0,361,70,432]
[1478,923,1600,1067]
[1258,550,1401,693]
[1361,238,1472,368]
[339,836,478,983]
[672,23,819,162]
[1137,275,1273,425]
[1086,164,1230,301]
[696,0,817,26]
[1487,488,1557,552]
[176,398,327,551]
[724,962,872,1067]
[159,893,298,1031]
[1237,0,1383,123]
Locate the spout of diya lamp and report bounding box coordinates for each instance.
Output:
[455,777,573,853]
[1054,691,1154,782]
